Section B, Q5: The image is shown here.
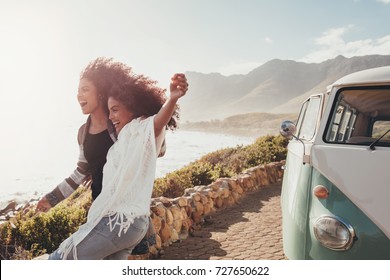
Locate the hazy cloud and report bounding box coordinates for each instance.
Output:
[300,25,390,63]
[265,37,273,44]
[377,0,390,4]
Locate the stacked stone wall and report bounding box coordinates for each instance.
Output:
[148,160,285,257]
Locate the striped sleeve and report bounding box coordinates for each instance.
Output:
[44,124,91,207]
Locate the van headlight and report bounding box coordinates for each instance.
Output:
[313,216,356,251]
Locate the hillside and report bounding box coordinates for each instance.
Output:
[180,54,390,121]
[180,112,298,137]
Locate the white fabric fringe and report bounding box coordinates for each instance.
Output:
[57,116,164,259]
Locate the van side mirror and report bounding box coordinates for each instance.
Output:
[280,120,297,139]
[279,120,310,164]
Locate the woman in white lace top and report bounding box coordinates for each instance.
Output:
[49,72,188,260]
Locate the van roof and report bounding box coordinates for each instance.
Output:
[331,66,390,88]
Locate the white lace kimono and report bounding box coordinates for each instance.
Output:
[58,116,165,259]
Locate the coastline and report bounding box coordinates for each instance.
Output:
[0,129,256,223]
[179,112,295,138]
[180,126,278,138]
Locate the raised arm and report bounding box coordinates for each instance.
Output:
[154,73,188,136]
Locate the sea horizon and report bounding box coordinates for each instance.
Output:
[0,129,256,209]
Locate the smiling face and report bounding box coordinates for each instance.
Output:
[108,96,134,134]
[77,78,101,115]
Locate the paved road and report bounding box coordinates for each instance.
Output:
[159,183,286,260]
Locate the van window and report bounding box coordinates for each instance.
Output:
[328,105,356,142]
[295,100,308,134]
[325,87,390,147]
[297,96,321,140]
[373,121,390,140]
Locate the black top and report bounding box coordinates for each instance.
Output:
[83,129,114,200]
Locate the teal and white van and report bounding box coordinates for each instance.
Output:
[280,66,390,259]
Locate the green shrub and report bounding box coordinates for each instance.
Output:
[0,186,91,259]
[243,135,288,167]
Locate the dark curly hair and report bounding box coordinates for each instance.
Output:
[108,73,179,130]
[80,57,133,114]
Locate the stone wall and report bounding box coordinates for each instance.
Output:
[147,160,285,258]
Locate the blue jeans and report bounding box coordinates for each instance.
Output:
[49,216,148,260]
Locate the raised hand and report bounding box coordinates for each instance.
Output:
[170,73,188,100]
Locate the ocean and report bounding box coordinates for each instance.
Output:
[0,129,255,208]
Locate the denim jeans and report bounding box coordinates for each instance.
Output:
[49,215,148,260]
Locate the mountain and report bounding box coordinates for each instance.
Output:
[180,55,390,121]
[180,112,298,138]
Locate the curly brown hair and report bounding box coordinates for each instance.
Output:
[80,57,133,114]
[108,73,179,130]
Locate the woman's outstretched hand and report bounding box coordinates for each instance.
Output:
[36,196,52,212]
[154,73,189,135]
[170,73,188,100]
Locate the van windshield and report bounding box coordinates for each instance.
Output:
[325,87,390,147]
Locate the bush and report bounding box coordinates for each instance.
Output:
[0,186,91,259]
[243,135,288,167]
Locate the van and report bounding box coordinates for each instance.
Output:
[279,66,390,259]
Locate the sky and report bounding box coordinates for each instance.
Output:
[0,0,389,184]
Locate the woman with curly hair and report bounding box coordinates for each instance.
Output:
[36,57,134,210]
[37,57,165,257]
[49,72,188,260]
